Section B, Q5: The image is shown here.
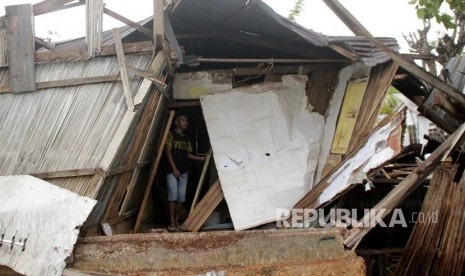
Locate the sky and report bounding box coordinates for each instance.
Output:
[0,0,435,53]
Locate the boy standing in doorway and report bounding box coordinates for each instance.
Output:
[165,114,204,232]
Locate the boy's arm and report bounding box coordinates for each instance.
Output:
[165,133,181,178]
[187,141,206,161]
[188,153,206,161]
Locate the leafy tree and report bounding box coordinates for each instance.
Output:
[405,0,465,74]
[288,0,305,22]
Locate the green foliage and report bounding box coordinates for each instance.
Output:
[408,0,465,30]
[380,87,402,115]
[288,0,305,22]
[406,0,465,68]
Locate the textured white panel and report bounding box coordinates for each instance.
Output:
[0,175,96,276]
[201,76,324,230]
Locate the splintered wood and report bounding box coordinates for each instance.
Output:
[344,122,465,249]
[182,180,224,232]
[395,165,465,275]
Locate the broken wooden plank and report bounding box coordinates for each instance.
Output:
[322,0,465,109]
[190,148,213,214]
[103,7,153,39]
[34,41,154,63]
[344,121,465,249]
[182,180,224,232]
[113,28,135,111]
[5,4,36,93]
[133,110,175,233]
[86,0,103,57]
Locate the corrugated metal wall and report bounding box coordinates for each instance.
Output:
[0,54,151,198]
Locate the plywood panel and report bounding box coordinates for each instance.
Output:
[331,81,367,154]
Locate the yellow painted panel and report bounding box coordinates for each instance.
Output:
[331,81,367,154]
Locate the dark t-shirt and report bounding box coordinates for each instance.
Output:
[166,130,192,174]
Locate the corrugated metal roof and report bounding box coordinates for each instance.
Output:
[0,53,152,197]
[329,36,400,66]
[45,0,399,65]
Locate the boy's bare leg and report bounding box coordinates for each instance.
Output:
[175,203,183,227]
[168,201,177,228]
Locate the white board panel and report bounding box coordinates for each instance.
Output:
[0,175,97,276]
[201,76,324,230]
[173,71,232,99]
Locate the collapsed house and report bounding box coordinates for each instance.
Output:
[1,0,465,275]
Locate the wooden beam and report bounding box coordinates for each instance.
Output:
[32,0,76,16]
[197,57,347,63]
[29,162,149,180]
[134,110,175,233]
[153,0,164,50]
[113,28,135,111]
[328,43,359,61]
[168,100,201,108]
[5,4,36,93]
[227,63,346,76]
[190,148,212,214]
[34,41,153,63]
[103,7,153,39]
[86,0,103,57]
[31,168,104,179]
[0,75,120,93]
[35,36,54,50]
[127,65,168,97]
[401,53,439,60]
[182,180,224,232]
[322,0,465,108]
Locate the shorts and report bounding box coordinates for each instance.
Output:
[166,172,188,203]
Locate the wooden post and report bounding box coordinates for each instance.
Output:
[113,28,135,112]
[5,4,35,93]
[133,110,175,233]
[190,148,213,215]
[103,7,153,39]
[153,0,164,50]
[86,0,103,57]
